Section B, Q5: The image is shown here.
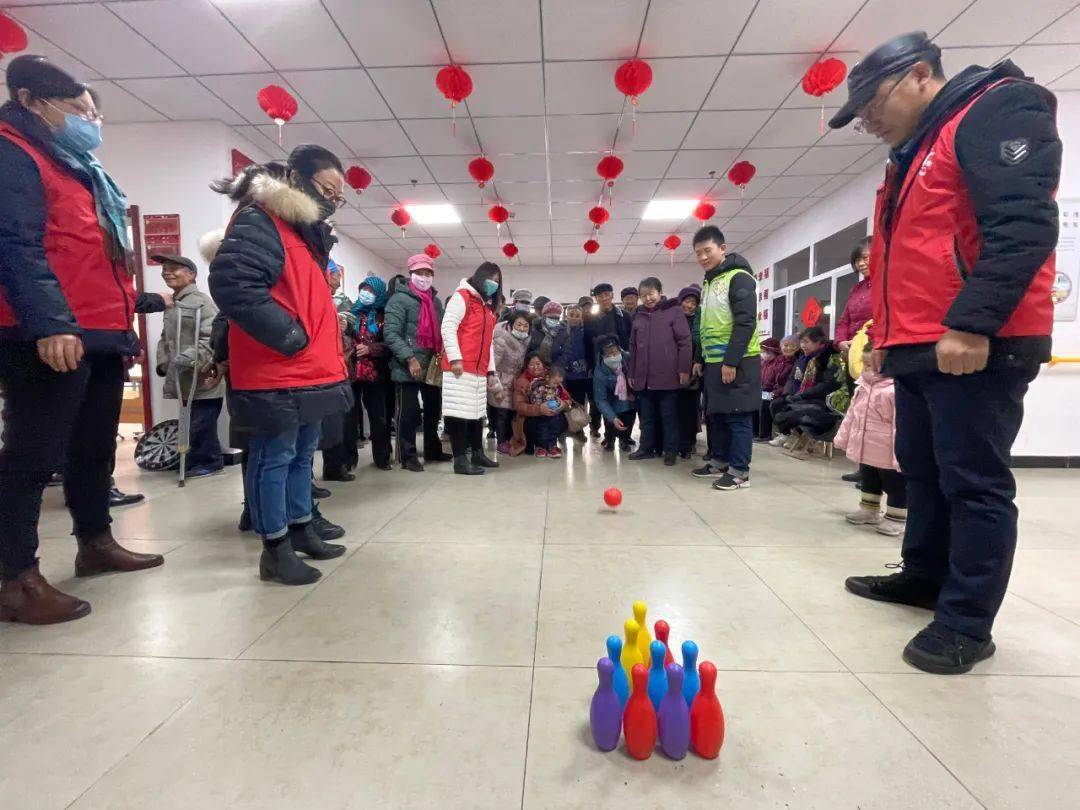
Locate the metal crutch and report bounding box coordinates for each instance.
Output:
[172,303,202,487]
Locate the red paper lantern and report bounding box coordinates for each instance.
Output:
[663,235,681,251]
[468,156,495,188]
[583,239,600,255]
[614,59,653,105]
[0,13,29,56]
[588,205,610,229]
[345,166,372,192]
[596,155,624,187]
[693,202,716,222]
[435,65,473,106]
[502,243,519,259]
[488,205,509,225]
[728,160,756,189]
[256,84,298,145]
[424,244,441,260]
[801,58,847,98]
[390,207,410,236]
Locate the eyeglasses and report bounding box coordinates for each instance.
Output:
[312,179,346,209]
[853,70,910,135]
[45,99,104,123]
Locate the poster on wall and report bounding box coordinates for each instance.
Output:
[1054,201,1079,322]
[143,214,180,265]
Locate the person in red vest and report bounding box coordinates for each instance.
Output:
[0,56,169,625]
[832,33,1062,674]
[207,146,352,586]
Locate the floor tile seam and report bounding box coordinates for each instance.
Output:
[1006,590,1080,630]
[364,475,442,543]
[665,480,736,548]
[520,470,551,809]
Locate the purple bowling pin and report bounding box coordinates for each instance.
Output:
[657,662,691,760]
[590,657,623,752]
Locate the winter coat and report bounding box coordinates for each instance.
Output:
[584,306,631,369]
[440,279,496,421]
[489,323,529,409]
[560,325,589,379]
[205,168,351,435]
[791,344,841,403]
[627,298,692,392]
[835,275,872,344]
[834,369,899,471]
[593,350,635,423]
[353,313,389,383]
[156,283,223,400]
[761,353,796,397]
[513,372,549,418]
[870,62,1059,376]
[383,275,445,384]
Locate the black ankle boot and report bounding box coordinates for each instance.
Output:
[453,455,484,475]
[288,523,346,560]
[260,537,321,585]
[309,504,345,540]
[471,450,499,468]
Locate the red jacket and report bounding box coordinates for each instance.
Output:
[441,282,495,376]
[869,76,1055,351]
[0,122,135,335]
[835,276,872,344]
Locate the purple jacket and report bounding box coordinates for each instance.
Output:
[628,298,692,391]
[835,276,872,343]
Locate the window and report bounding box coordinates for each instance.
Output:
[793,278,833,338]
[813,219,868,275]
[773,247,810,289]
[834,269,860,332]
[771,294,788,339]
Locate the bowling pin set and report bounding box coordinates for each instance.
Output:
[590,601,725,762]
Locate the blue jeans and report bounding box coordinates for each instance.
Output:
[709,412,753,476]
[245,422,321,540]
[637,389,677,454]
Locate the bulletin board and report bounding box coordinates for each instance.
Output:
[1054,200,1079,322]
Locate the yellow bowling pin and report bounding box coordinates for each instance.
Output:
[633,601,653,666]
[621,619,644,681]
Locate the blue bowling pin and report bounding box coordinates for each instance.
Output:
[590,658,623,752]
[605,634,630,707]
[681,640,700,707]
[647,640,668,711]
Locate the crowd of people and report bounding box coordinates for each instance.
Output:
[0,29,1064,680]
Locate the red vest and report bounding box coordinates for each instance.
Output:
[869,79,1055,349]
[441,286,495,375]
[228,211,347,391]
[0,123,135,331]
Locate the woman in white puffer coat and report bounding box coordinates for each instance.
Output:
[440,262,502,475]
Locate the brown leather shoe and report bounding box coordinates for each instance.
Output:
[75,530,164,577]
[0,563,91,624]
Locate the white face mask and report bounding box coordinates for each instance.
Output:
[410,273,433,292]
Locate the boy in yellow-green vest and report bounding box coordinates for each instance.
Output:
[689,226,761,491]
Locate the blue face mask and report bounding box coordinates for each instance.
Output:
[54,114,103,154]
[356,289,376,306]
[545,317,561,329]
[483,278,499,297]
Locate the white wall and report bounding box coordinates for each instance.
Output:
[745,91,1080,459]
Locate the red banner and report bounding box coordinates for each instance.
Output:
[800,296,822,327]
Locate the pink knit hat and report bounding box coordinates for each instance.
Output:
[407,253,434,272]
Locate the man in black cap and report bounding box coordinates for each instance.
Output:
[621,286,639,319]
[835,32,1061,674]
[584,283,632,443]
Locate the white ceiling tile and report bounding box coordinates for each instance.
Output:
[1050,65,1080,91]
[784,145,874,176]
[216,0,357,71]
[425,156,477,184]
[738,197,800,216]
[442,184,490,204]
[494,183,551,204]
[666,149,739,179]
[473,117,547,154]
[748,108,831,148]
[492,154,549,182]
[513,235,552,248]
[835,0,973,52]
[615,111,698,150]
[282,70,392,122]
[603,219,643,235]
[736,147,807,177]
[756,175,830,198]
[618,150,675,179]
[654,178,716,197]
[640,0,755,57]
[1009,44,1080,85]
[255,122,352,160]
[643,57,725,112]
[1029,5,1080,43]
[706,54,815,111]
[353,186,403,209]
[463,64,546,117]
[550,154,601,181]
[470,235,500,247]
[398,118,481,156]
[549,181,603,202]
[110,0,271,75]
[199,73,320,125]
[335,223,385,237]
[455,204,494,222]
[368,67,455,118]
[12,4,183,77]
[547,114,622,152]
[8,22,99,79]
[682,110,771,149]
[502,204,550,221]
[118,77,245,124]
[817,114,880,147]
[734,0,865,53]
[332,121,417,158]
[323,0,445,67]
[935,0,1077,47]
[810,174,860,197]
[231,125,283,158]
[331,207,373,226]
[551,221,595,235]
[94,81,168,123]
[506,220,551,235]
[545,61,626,115]
[844,147,889,176]
[610,179,662,202]
[433,0,542,63]
[363,157,435,186]
[622,245,660,256]
[551,202,592,220]
[541,0,648,60]
[385,185,449,205]
[524,252,554,265]
[726,214,781,230]
[937,47,1011,78]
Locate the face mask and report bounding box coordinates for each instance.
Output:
[603,355,622,369]
[54,114,102,153]
[410,273,433,292]
[296,176,336,220]
[483,279,499,297]
[511,328,529,340]
[545,317,560,329]
[357,290,376,306]
[514,303,530,312]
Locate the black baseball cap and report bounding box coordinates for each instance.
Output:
[828,31,942,129]
[152,254,197,274]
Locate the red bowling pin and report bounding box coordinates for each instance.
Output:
[689,661,725,759]
[653,619,675,666]
[623,663,657,760]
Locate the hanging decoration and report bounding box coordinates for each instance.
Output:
[583,239,600,255]
[801,58,848,134]
[727,160,756,195]
[390,207,410,237]
[588,205,610,231]
[424,243,441,260]
[435,64,474,134]
[502,243,519,259]
[663,234,681,266]
[488,204,509,238]
[468,156,495,188]
[596,155,624,188]
[693,201,716,222]
[256,84,298,146]
[0,13,29,57]
[614,58,653,132]
[345,166,372,194]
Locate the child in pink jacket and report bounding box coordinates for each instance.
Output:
[833,343,906,537]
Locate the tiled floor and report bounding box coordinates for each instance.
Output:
[3,438,1079,809]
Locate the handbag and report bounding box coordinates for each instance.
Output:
[565,403,589,433]
[424,352,443,387]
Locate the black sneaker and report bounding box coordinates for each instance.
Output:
[691,463,727,478]
[402,457,424,472]
[844,565,940,610]
[311,484,331,500]
[712,472,749,490]
[902,621,996,675]
[627,449,654,461]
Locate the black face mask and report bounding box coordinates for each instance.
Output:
[296,175,336,221]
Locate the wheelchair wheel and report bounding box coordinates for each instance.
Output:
[135,419,180,471]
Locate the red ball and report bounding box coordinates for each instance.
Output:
[604,487,622,508]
